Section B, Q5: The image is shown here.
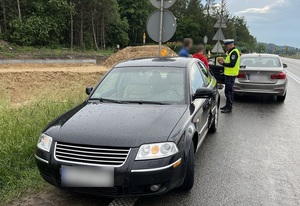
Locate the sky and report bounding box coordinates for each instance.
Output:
[209,0,300,48]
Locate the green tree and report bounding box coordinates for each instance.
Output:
[232,17,256,52]
[8,0,72,46]
[117,0,151,45]
[173,0,205,44]
[256,43,266,53]
[0,0,257,51]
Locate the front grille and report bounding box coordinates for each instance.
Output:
[54,142,130,167]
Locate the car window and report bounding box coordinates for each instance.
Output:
[197,62,210,86]
[198,62,208,77]
[190,64,205,94]
[95,72,121,95]
[91,67,186,104]
[241,57,281,68]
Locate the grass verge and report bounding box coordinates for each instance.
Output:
[0,46,114,60]
[0,97,83,204]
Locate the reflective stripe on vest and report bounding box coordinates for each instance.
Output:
[224,48,240,76]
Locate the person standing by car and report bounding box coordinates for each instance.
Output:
[193,45,209,68]
[178,38,193,57]
[217,39,241,113]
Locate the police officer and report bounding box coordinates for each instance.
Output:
[217,39,241,113]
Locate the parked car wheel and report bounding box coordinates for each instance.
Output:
[180,142,195,191]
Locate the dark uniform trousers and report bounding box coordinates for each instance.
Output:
[224,75,236,110]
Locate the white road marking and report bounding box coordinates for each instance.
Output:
[109,198,138,206]
[286,70,300,84]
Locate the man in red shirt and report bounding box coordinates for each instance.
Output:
[193,45,209,68]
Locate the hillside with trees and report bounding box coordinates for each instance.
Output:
[0,0,257,52]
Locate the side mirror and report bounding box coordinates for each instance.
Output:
[85,86,93,95]
[193,88,214,99]
[283,63,288,68]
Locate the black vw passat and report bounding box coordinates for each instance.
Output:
[35,57,220,197]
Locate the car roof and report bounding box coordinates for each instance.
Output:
[241,53,280,58]
[114,57,196,68]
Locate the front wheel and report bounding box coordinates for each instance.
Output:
[180,142,195,191]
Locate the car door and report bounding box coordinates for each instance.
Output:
[209,56,225,84]
[190,63,211,144]
[195,63,212,136]
[198,61,218,110]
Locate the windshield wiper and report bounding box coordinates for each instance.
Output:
[90,98,169,105]
[122,100,169,105]
[89,97,122,104]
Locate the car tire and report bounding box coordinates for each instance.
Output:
[209,105,219,133]
[277,93,286,102]
[180,142,195,191]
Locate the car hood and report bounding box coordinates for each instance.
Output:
[45,102,188,148]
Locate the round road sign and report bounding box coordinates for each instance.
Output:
[146,9,177,43]
[150,0,177,9]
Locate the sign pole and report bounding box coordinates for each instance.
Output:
[158,0,164,57]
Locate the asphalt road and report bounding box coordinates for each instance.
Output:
[13,57,300,206]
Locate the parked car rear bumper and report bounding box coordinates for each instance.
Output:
[233,81,287,96]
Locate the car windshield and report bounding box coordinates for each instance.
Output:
[90,67,186,104]
[241,57,281,68]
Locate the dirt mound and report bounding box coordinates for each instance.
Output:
[0,64,109,104]
[102,45,178,68]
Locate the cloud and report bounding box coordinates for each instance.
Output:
[236,0,287,15]
[237,5,271,14]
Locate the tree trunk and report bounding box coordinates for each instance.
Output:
[80,5,84,48]
[91,12,98,50]
[70,0,74,50]
[16,0,22,23]
[102,14,105,49]
[204,0,212,35]
[1,0,6,32]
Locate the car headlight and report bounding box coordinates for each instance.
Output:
[37,134,53,152]
[136,142,178,160]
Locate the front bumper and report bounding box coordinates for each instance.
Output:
[233,80,287,96]
[35,147,186,197]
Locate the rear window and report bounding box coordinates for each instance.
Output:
[241,57,281,68]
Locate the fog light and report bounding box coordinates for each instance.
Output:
[149,184,161,192]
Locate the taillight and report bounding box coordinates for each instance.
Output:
[271,72,286,79]
[237,73,246,78]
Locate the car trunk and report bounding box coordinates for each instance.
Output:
[238,67,282,84]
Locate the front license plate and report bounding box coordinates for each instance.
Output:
[60,166,114,187]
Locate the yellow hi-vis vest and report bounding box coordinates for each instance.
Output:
[224,48,241,76]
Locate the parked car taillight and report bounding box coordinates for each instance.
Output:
[271,72,286,79]
[237,73,246,78]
